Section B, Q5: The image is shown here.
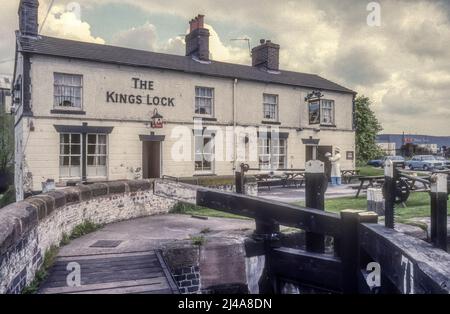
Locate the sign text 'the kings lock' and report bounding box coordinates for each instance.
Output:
[106,78,176,106]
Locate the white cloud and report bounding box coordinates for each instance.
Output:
[2,0,450,134]
[111,22,157,51]
[40,4,105,44]
[203,23,250,64]
[109,22,250,65]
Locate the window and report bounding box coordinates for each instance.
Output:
[263,94,278,121]
[309,100,335,125]
[54,73,83,108]
[258,137,287,170]
[321,100,335,125]
[60,133,82,178]
[87,134,108,178]
[195,135,214,173]
[195,87,214,116]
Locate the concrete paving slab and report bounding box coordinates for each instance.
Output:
[58,214,254,257]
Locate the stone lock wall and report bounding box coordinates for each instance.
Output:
[0,178,258,294]
[0,180,177,294]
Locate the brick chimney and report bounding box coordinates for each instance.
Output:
[252,39,280,71]
[185,15,210,61]
[18,0,39,37]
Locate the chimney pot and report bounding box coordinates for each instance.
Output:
[18,0,39,37]
[252,39,280,71]
[185,14,210,61]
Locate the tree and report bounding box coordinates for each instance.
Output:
[354,95,383,163]
[0,110,14,194]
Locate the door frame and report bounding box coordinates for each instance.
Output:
[140,134,165,179]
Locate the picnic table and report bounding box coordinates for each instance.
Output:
[281,171,305,188]
[255,171,305,190]
[355,175,385,198]
[341,169,361,184]
[255,173,281,191]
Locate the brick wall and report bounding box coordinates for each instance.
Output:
[173,265,201,294]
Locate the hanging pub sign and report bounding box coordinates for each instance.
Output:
[151,109,164,129]
[106,78,176,107]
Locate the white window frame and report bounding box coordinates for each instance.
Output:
[194,134,215,174]
[263,94,279,121]
[320,100,335,125]
[59,133,82,179]
[258,137,287,170]
[54,73,83,110]
[195,86,214,117]
[86,134,108,179]
[308,99,335,126]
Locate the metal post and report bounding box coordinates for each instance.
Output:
[235,163,247,195]
[235,171,243,194]
[305,160,326,253]
[383,159,396,229]
[430,173,448,251]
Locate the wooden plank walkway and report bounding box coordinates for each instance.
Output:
[39,251,179,294]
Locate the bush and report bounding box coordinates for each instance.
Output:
[0,185,15,208]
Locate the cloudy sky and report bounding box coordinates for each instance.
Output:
[1,0,449,135]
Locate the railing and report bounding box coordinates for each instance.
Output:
[192,160,450,294]
[385,160,448,250]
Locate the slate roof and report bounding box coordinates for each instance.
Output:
[18,35,355,94]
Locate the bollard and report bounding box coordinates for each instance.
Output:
[235,163,248,195]
[367,188,385,216]
[235,171,244,194]
[383,159,396,229]
[305,160,327,253]
[430,173,448,251]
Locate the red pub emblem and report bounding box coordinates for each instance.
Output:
[151,109,164,128]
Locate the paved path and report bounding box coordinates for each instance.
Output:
[39,215,254,294]
[258,185,357,203]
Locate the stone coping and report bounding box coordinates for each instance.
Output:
[0,180,153,257]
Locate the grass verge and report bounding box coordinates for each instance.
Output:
[357,166,384,177]
[295,192,449,223]
[170,202,248,220]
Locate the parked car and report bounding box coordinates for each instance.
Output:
[367,156,405,168]
[407,155,445,171]
[435,156,450,168]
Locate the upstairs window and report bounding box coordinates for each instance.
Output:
[321,100,335,125]
[263,94,278,121]
[309,99,335,125]
[195,87,214,116]
[54,73,83,109]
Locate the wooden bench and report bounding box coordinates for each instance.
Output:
[355,176,385,198]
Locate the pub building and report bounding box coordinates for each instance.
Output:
[12,0,356,200]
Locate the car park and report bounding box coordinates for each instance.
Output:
[406,155,445,171]
[367,156,405,168]
[435,156,450,168]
